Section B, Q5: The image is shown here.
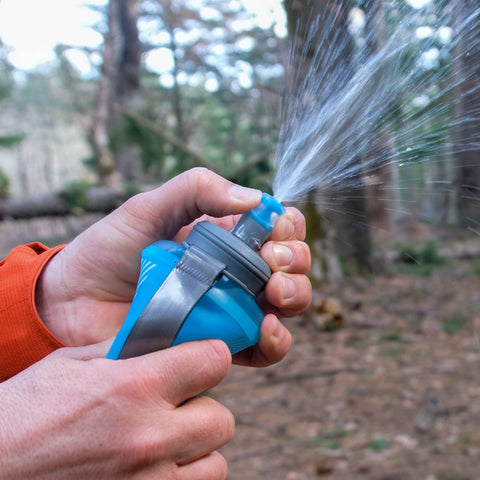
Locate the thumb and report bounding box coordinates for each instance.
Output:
[116,168,262,241]
[63,338,232,406]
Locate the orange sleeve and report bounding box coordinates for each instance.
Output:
[0,243,66,381]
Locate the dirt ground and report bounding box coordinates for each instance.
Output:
[216,242,480,480]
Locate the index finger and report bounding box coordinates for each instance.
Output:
[269,207,306,242]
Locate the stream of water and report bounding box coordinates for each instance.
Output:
[271,0,479,231]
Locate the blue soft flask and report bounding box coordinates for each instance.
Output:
[107,193,285,359]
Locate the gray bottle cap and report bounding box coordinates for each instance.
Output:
[185,221,271,296]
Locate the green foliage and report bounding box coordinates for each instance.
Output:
[396,243,419,264]
[322,439,341,450]
[0,37,24,165]
[442,314,467,335]
[309,429,347,450]
[110,115,168,176]
[60,180,92,209]
[421,241,445,265]
[0,38,14,101]
[0,168,10,198]
[0,134,25,148]
[367,438,392,452]
[379,332,412,344]
[82,155,97,172]
[396,241,445,276]
[110,80,276,189]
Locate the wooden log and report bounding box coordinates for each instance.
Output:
[0,186,128,220]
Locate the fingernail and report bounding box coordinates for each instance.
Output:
[230,184,262,203]
[273,244,293,266]
[282,275,296,299]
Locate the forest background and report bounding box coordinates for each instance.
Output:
[1,0,480,478]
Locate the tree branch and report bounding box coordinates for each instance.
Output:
[115,103,221,174]
[226,148,273,180]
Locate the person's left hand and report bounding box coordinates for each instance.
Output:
[36,168,311,367]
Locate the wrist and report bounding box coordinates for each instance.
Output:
[35,247,71,346]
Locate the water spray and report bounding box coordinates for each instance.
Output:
[107,193,285,359]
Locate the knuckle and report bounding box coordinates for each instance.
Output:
[294,277,313,313]
[264,240,311,274]
[121,190,148,217]
[293,274,312,301]
[122,435,154,468]
[286,206,307,240]
[287,240,311,271]
[302,276,313,301]
[112,428,172,473]
[299,241,312,270]
[259,240,274,262]
[201,400,235,444]
[185,167,216,191]
[268,272,312,310]
[108,363,157,403]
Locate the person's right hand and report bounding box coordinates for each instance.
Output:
[0,339,234,479]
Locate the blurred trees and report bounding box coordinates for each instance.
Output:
[0,37,23,197]
[0,0,479,273]
[105,0,286,189]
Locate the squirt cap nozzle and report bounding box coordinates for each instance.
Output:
[231,192,285,251]
[249,193,285,232]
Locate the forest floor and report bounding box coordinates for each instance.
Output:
[217,227,480,480]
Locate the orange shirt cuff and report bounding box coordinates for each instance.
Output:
[0,243,66,381]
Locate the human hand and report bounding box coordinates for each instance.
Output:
[0,339,234,479]
[36,168,311,366]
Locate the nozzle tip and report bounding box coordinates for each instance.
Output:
[249,193,285,232]
[231,192,285,251]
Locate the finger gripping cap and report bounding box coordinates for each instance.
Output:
[231,193,285,251]
[250,193,285,231]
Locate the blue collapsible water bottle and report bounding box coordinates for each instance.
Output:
[107,193,285,359]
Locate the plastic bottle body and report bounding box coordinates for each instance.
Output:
[107,240,264,359]
[107,192,284,360]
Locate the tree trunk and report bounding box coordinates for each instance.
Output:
[363,0,401,234]
[453,0,480,227]
[160,2,191,171]
[90,0,141,188]
[0,187,128,219]
[117,0,141,99]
